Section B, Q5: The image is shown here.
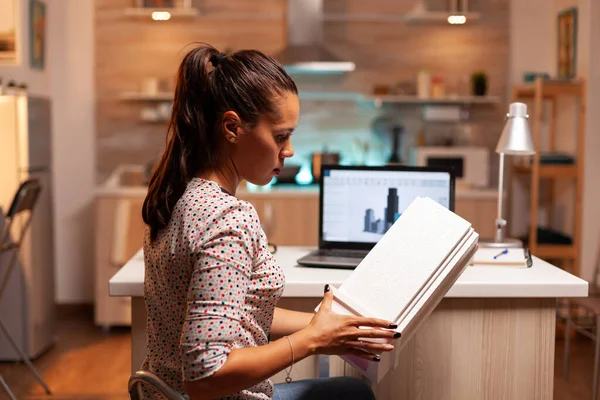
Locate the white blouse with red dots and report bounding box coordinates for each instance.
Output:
[142,177,285,399]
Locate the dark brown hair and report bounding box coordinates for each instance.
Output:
[142,43,297,242]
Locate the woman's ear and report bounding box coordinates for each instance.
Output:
[222,111,242,143]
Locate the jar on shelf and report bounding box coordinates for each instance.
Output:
[431,76,445,98]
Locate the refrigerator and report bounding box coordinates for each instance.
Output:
[0,94,56,360]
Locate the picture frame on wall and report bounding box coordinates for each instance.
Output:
[30,0,46,70]
[0,0,17,63]
[557,7,577,79]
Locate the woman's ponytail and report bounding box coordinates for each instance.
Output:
[142,44,219,242]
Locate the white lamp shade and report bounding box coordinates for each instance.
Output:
[495,102,536,155]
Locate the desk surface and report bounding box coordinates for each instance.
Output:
[109,246,588,298]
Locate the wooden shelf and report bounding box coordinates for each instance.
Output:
[119,92,173,101]
[510,76,585,276]
[124,7,199,18]
[118,91,501,105]
[514,80,584,99]
[367,95,501,105]
[513,164,578,178]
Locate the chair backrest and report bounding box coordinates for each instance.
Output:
[1,179,42,247]
[6,179,42,218]
[128,371,186,400]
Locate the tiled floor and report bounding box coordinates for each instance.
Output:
[0,310,596,399]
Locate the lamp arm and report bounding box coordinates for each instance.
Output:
[495,152,507,242]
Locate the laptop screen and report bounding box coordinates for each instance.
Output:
[319,165,455,249]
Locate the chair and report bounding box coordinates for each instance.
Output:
[128,370,186,400]
[0,179,51,400]
[563,240,600,400]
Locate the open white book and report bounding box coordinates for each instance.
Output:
[316,196,479,383]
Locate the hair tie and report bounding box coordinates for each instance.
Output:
[209,52,227,68]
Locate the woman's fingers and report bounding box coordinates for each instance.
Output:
[350,316,398,330]
[345,327,401,341]
[319,284,333,311]
[344,348,383,362]
[344,341,394,353]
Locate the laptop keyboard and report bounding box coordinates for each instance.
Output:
[317,249,369,258]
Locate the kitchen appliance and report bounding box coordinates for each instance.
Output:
[311,151,340,182]
[409,146,489,189]
[275,165,301,184]
[388,125,405,165]
[0,94,56,360]
[272,0,355,73]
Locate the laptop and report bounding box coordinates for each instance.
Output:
[296,165,456,269]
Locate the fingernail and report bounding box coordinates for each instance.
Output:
[324,284,330,293]
[393,332,401,339]
[388,323,398,329]
[373,356,381,362]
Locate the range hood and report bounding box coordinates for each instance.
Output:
[273,0,355,74]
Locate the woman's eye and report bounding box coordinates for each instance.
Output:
[276,134,288,142]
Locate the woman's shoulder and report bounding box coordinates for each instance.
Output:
[180,178,261,227]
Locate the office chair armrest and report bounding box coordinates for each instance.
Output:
[128,370,186,400]
[0,243,18,253]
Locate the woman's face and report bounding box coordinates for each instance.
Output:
[231,92,300,186]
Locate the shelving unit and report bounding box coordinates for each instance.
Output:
[119,91,500,105]
[511,77,586,276]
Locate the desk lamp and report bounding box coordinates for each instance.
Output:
[479,102,536,249]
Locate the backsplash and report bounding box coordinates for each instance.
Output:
[95,0,509,186]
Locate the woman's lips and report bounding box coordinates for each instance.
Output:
[273,168,281,175]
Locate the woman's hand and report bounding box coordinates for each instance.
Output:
[300,284,400,361]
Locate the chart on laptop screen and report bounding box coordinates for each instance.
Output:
[321,169,451,243]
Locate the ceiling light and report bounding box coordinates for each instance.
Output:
[447,15,466,24]
[152,11,171,21]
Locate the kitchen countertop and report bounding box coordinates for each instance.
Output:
[110,246,588,299]
[96,164,503,199]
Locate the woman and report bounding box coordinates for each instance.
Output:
[141,43,399,400]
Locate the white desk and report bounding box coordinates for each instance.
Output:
[110,246,588,399]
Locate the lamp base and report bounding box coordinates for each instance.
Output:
[478,237,523,249]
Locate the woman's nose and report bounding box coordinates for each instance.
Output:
[281,143,294,159]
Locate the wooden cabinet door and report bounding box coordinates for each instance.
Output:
[455,198,496,240]
[239,194,319,246]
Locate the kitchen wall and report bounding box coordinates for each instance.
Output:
[0,0,50,96]
[95,0,509,184]
[0,0,96,304]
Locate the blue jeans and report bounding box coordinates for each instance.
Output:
[273,377,376,400]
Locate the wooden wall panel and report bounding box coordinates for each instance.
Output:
[95,0,509,185]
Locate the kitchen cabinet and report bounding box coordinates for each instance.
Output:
[238,190,500,246]
[237,192,320,246]
[95,196,146,328]
[95,163,500,328]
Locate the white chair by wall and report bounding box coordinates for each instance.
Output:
[0,179,51,400]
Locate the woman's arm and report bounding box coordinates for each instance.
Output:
[270,307,314,340]
[185,328,314,399]
[185,289,400,400]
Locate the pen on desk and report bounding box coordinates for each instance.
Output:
[493,249,508,259]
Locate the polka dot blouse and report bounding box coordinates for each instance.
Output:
[142,177,286,399]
